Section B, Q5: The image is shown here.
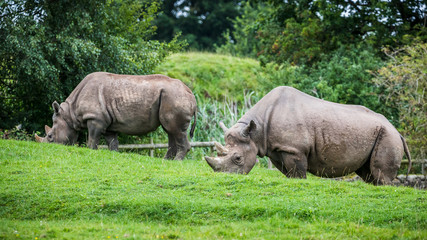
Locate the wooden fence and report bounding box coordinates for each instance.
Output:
[98,141,215,157]
[401,159,427,175]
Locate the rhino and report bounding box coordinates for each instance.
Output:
[35,72,197,160]
[205,86,412,185]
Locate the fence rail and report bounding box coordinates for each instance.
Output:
[99,141,216,158]
[401,159,427,175]
[98,141,215,150]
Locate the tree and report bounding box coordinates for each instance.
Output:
[373,42,427,159]
[153,0,242,50]
[221,0,426,65]
[0,0,184,131]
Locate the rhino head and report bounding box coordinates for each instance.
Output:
[205,120,258,174]
[35,101,78,145]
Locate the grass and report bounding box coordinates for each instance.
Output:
[155,52,265,103]
[1,139,426,239]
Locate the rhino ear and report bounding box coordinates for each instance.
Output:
[241,120,256,138]
[45,125,52,133]
[52,101,60,114]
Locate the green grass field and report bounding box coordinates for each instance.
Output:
[1,139,426,239]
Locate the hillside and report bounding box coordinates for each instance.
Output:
[0,139,426,239]
[154,52,273,102]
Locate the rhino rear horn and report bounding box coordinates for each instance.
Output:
[214,141,229,155]
[219,121,228,132]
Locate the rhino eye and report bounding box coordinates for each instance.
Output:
[232,155,244,166]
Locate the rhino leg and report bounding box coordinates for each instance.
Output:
[104,131,119,151]
[164,133,178,159]
[355,161,376,183]
[87,120,105,150]
[173,131,191,160]
[269,150,307,178]
[159,96,193,160]
[357,127,403,185]
[281,151,307,178]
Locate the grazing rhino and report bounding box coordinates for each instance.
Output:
[205,86,411,185]
[35,72,197,160]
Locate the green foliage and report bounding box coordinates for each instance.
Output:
[155,52,266,102]
[373,42,427,159]
[0,140,426,239]
[153,0,242,50]
[302,45,390,117]
[0,0,184,131]
[216,1,263,58]
[103,0,160,42]
[249,45,390,118]
[0,125,39,141]
[219,0,426,66]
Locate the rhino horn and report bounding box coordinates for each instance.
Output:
[205,156,223,171]
[35,134,45,143]
[214,141,229,155]
[44,125,52,133]
[219,121,228,132]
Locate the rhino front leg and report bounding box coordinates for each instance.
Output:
[104,131,119,151]
[87,120,105,150]
[279,150,307,178]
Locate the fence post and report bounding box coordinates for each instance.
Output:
[150,138,154,157]
[422,159,426,176]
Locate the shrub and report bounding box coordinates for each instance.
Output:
[373,42,427,159]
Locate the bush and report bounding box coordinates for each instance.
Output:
[0,125,39,142]
[373,42,427,159]
[0,0,185,131]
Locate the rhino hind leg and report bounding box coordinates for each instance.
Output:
[158,95,193,160]
[357,127,403,185]
[164,133,178,159]
[355,161,376,184]
[104,131,119,151]
[173,132,191,160]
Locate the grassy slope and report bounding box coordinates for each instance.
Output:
[154,52,269,102]
[1,139,426,239]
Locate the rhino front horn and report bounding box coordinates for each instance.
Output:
[214,141,229,155]
[205,156,222,171]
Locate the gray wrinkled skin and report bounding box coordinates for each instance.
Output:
[36,72,197,160]
[205,86,411,185]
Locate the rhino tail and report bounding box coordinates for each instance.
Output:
[400,135,412,179]
[189,109,197,139]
